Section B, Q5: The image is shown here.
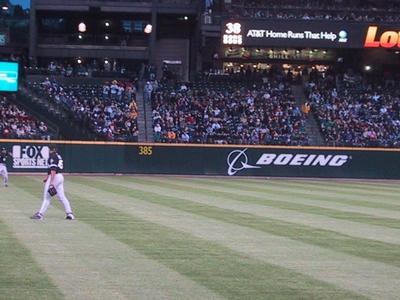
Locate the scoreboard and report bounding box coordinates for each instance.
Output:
[0,61,19,92]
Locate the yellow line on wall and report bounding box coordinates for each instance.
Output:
[1,139,400,152]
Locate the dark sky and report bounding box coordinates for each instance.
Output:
[11,0,29,8]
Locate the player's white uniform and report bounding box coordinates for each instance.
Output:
[0,163,8,186]
[37,152,74,218]
[0,152,9,187]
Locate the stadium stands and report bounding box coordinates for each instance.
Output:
[210,0,400,23]
[306,71,400,147]
[152,72,310,145]
[0,96,52,139]
[28,79,139,142]
[22,65,400,148]
[25,60,141,80]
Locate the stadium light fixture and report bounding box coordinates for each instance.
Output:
[104,35,110,40]
[78,34,83,39]
[104,59,109,64]
[77,58,82,64]
[183,16,189,21]
[105,21,110,27]
[395,51,400,55]
[144,24,152,34]
[364,65,372,71]
[1,5,8,11]
[78,22,87,33]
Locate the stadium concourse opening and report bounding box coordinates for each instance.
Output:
[220,47,335,80]
[216,46,400,78]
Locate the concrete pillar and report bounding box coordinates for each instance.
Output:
[28,0,37,66]
[148,0,157,65]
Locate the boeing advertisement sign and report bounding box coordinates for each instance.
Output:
[226,148,350,176]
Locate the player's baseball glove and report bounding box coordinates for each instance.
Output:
[48,185,57,197]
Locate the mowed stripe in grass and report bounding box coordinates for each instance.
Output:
[289,179,400,194]
[240,178,400,203]
[24,176,368,300]
[215,177,400,207]
[180,177,400,213]
[163,176,400,211]
[141,176,400,229]
[66,177,400,300]
[0,218,64,300]
[243,177,400,193]
[81,176,400,267]
[8,178,221,300]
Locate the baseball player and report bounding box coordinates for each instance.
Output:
[0,147,12,187]
[31,147,75,220]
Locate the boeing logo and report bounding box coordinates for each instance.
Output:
[227,149,260,176]
[227,149,350,176]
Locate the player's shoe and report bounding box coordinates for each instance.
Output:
[30,212,43,220]
[66,213,75,220]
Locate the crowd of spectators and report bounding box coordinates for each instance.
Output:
[0,96,52,139]
[29,79,139,141]
[208,0,400,23]
[152,73,309,145]
[25,59,142,79]
[307,71,400,147]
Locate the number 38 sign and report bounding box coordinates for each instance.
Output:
[223,22,243,45]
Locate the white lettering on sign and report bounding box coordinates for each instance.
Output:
[228,149,351,176]
[245,29,342,43]
[223,22,243,45]
[12,145,50,169]
[247,30,265,38]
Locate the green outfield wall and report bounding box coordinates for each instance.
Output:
[1,140,400,179]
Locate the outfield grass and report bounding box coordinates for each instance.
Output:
[1,176,400,299]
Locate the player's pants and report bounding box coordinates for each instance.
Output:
[39,174,73,215]
[0,164,8,186]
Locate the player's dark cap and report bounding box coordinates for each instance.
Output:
[1,147,6,151]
